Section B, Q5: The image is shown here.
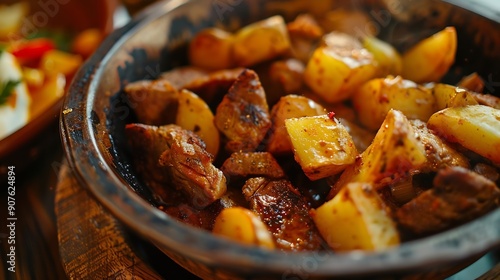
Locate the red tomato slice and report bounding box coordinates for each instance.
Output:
[10,38,56,61]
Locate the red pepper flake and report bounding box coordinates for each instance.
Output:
[327,111,336,120]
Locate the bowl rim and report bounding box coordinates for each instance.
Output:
[61,0,500,276]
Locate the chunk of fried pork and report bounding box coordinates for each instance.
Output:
[124,79,179,125]
[215,69,272,152]
[126,123,226,209]
[221,152,285,179]
[243,177,325,251]
[396,166,500,235]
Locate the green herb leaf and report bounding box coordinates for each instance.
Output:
[0,80,21,105]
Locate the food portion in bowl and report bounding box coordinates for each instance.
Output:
[0,2,104,140]
[122,13,500,252]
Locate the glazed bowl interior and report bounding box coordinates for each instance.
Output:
[61,0,500,278]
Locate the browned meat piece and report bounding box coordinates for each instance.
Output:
[471,92,500,109]
[457,72,484,93]
[268,59,305,95]
[473,163,500,183]
[184,68,245,109]
[126,123,226,209]
[287,14,323,63]
[157,125,226,209]
[214,69,272,152]
[243,177,325,251]
[126,123,172,185]
[220,152,285,179]
[287,14,323,39]
[410,119,469,172]
[124,79,179,125]
[396,166,500,235]
[158,66,209,90]
[163,201,225,231]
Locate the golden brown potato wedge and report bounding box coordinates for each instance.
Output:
[352,76,435,131]
[213,207,275,249]
[330,109,427,197]
[189,28,234,70]
[363,36,402,77]
[427,105,500,164]
[433,83,478,111]
[285,115,358,180]
[175,89,220,156]
[320,9,376,37]
[410,119,469,171]
[233,15,291,67]
[312,182,400,251]
[267,95,325,155]
[401,27,457,83]
[304,32,377,103]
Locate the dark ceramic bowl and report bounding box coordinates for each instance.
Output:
[61,0,500,279]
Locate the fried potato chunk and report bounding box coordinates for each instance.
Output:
[363,36,402,77]
[352,76,435,131]
[428,105,500,164]
[285,115,358,181]
[432,83,478,111]
[329,109,427,197]
[304,32,377,103]
[410,119,469,172]
[213,207,275,249]
[401,27,457,83]
[312,182,400,251]
[267,95,325,155]
[175,89,220,156]
[233,16,291,67]
[189,27,234,70]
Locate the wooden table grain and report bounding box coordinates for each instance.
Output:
[0,124,67,280]
[54,162,199,279]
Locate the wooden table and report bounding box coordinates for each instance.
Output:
[55,162,198,279]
